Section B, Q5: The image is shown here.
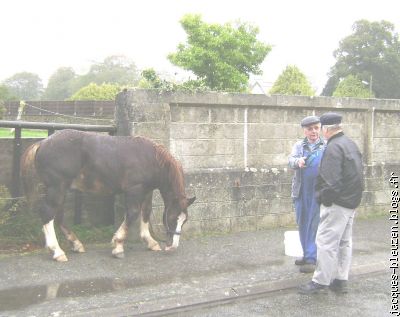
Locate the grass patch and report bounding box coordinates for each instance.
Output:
[0,206,115,254]
[0,128,48,138]
[67,224,115,245]
[0,185,115,254]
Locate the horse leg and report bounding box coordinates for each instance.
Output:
[111,193,141,258]
[41,186,68,262]
[55,208,85,253]
[111,215,129,258]
[140,191,161,251]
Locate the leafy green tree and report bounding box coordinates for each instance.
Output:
[168,14,271,92]
[73,55,140,92]
[2,72,43,100]
[269,65,314,96]
[138,69,170,89]
[42,67,77,100]
[68,83,122,101]
[138,68,208,92]
[323,20,400,98]
[321,75,339,97]
[332,75,374,98]
[0,84,17,101]
[0,101,4,119]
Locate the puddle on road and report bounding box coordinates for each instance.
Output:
[0,277,136,312]
[0,260,288,312]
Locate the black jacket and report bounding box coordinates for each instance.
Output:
[315,132,364,209]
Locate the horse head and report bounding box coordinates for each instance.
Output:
[163,196,196,251]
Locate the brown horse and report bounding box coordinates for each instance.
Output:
[20,129,195,262]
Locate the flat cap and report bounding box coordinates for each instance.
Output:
[301,115,320,127]
[320,112,342,126]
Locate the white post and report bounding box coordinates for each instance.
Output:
[243,107,248,169]
[10,100,26,133]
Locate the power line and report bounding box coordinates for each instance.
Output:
[24,103,114,123]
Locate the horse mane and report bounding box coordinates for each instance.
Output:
[134,137,186,207]
[154,144,186,206]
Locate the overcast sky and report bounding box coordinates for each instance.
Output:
[1,0,399,93]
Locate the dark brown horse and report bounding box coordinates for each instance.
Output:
[20,129,195,262]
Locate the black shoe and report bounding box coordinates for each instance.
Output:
[329,279,348,294]
[295,258,307,266]
[299,263,316,273]
[298,281,327,295]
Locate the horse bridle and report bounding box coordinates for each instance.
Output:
[148,207,181,243]
[165,207,182,236]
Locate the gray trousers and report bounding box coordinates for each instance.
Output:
[312,203,355,286]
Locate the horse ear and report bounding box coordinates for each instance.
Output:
[186,196,196,207]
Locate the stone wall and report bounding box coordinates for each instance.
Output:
[116,89,400,236]
[0,91,398,236]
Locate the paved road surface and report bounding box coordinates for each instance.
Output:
[0,216,392,316]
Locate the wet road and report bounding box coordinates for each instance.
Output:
[0,216,391,317]
[186,271,391,317]
[1,270,389,316]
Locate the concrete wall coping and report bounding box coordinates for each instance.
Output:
[126,89,400,111]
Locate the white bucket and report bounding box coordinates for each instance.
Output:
[284,231,303,257]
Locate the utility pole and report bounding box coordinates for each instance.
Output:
[369,75,372,96]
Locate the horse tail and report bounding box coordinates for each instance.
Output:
[20,142,41,205]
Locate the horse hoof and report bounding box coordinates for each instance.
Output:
[149,244,162,251]
[112,252,125,259]
[72,244,85,253]
[54,254,68,262]
[165,246,177,252]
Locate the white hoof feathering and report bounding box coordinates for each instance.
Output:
[140,219,161,251]
[43,220,67,262]
[54,253,68,262]
[112,242,124,256]
[149,242,162,251]
[72,240,85,253]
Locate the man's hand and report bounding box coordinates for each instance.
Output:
[298,157,307,168]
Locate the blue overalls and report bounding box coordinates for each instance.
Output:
[294,140,324,264]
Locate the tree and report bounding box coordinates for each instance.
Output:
[322,20,400,99]
[269,65,314,96]
[42,67,77,100]
[168,14,271,92]
[332,75,374,98]
[138,69,171,89]
[0,84,17,101]
[68,83,122,101]
[321,75,339,97]
[138,68,208,92]
[2,72,43,100]
[0,101,4,119]
[73,55,140,92]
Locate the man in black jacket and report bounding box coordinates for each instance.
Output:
[299,112,364,295]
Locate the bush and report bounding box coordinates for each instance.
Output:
[0,185,43,252]
[0,100,5,120]
[69,83,123,101]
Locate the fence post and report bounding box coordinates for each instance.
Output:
[11,127,22,198]
[115,89,130,136]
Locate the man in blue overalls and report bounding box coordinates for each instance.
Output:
[289,116,325,273]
